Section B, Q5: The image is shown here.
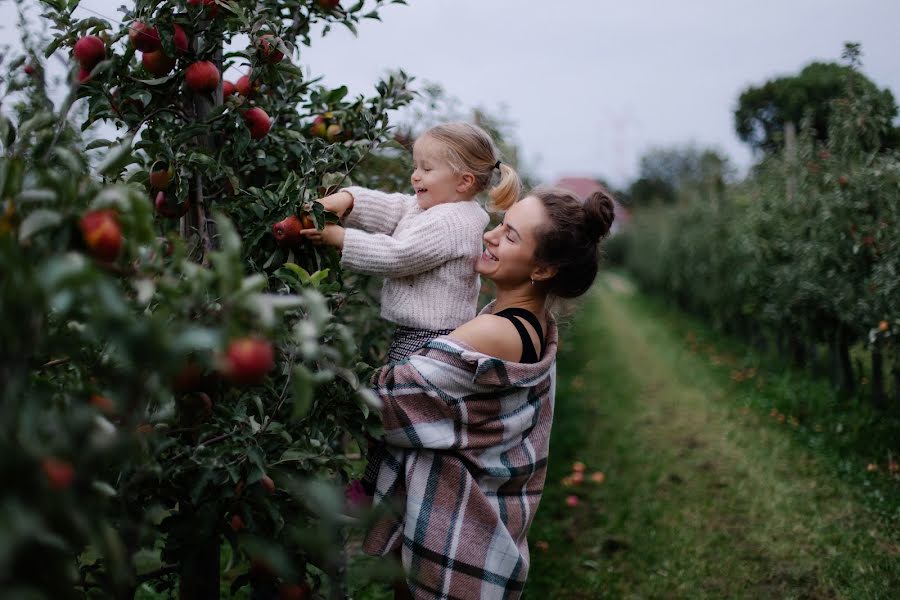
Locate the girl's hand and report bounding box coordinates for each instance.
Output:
[301,224,346,250]
[318,190,354,218]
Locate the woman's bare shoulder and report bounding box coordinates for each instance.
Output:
[450,314,521,362]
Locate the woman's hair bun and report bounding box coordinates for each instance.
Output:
[583,189,615,242]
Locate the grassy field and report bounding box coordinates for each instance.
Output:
[523,273,899,599]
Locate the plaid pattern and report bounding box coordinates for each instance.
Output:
[362,305,558,599]
[362,326,454,495]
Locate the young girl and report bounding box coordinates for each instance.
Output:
[301,121,521,495]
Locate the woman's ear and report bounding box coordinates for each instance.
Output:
[456,172,476,195]
[531,264,557,283]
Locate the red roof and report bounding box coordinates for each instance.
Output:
[552,177,631,231]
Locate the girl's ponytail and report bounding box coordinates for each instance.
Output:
[488,162,521,211]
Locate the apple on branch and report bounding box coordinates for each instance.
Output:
[243,107,271,140]
[185,61,220,94]
[80,209,122,262]
[149,160,174,191]
[220,337,274,386]
[73,35,105,70]
[128,21,161,53]
[142,50,175,76]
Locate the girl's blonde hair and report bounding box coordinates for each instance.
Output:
[420,122,521,211]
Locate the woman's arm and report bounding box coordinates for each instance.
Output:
[374,317,535,450]
[449,314,523,363]
[374,352,504,451]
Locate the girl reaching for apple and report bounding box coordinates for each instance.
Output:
[301,122,521,493]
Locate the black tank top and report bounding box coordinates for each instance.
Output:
[494,307,545,364]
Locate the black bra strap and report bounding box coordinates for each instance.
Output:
[494,308,544,363]
[495,308,544,342]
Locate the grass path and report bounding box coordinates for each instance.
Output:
[524,274,899,599]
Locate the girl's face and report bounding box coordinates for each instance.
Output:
[411,136,470,209]
[476,195,547,286]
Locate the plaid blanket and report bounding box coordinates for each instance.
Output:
[362,309,558,599]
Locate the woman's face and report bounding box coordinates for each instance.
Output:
[476,195,547,285]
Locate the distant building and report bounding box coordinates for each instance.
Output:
[552,177,631,235]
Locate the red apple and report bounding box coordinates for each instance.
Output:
[42,458,75,490]
[257,34,284,64]
[172,362,203,392]
[316,0,341,10]
[278,583,312,600]
[77,67,93,84]
[24,64,35,75]
[243,107,271,140]
[188,0,220,17]
[310,115,328,139]
[178,392,213,423]
[235,74,259,97]
[89,394,116,415]
[154,190,190,218]
[221,337,274,386]
[230,514,245,532]
[272,215,303,247]
[185,61,220,93]
[73,35,105,69]
[80,209,122,262]
[838,175,849,187]
[222,80,236,96]
[149,160,173,190]
[259,474,276,495]
[128,21,161,53]
[326,123,343,142]
[173,24,189,54]
[141,50,175,76]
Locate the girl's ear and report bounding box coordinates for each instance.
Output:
[456,172,476,195]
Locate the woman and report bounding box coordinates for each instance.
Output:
[362,186,616,599]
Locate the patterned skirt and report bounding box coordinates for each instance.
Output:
[361,325,453,495]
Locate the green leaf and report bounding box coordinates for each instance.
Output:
[18,209,62,241]
[0,115,15,149]
[17,111,54,141]
[96,136,135,178]
[86,139,114,150]
[173,327,223,353]
[282,262,311,284]
[133,74,177,86]
[291,364,315,420]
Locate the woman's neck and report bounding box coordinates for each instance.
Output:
[492,284,547,316]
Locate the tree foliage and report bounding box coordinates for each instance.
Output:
[1,0,416,597]
[734,47,899,155]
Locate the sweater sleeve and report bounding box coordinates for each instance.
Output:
[341,186,413,235]
[340,205,476,278]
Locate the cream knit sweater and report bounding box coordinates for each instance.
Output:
[340,186,490,330]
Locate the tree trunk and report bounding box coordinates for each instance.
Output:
[178,529,220,600]
[832,326,855,397]
[789,335,806,369]
[870,340,885,408]
[893,363,900,407]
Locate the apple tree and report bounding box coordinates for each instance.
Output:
[2,0,413,597]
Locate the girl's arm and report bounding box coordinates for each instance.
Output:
[331,186,412,235]
[340,208,471,278]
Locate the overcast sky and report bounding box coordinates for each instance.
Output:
[3,0,898,186]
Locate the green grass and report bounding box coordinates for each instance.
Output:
[524,273,900,599]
